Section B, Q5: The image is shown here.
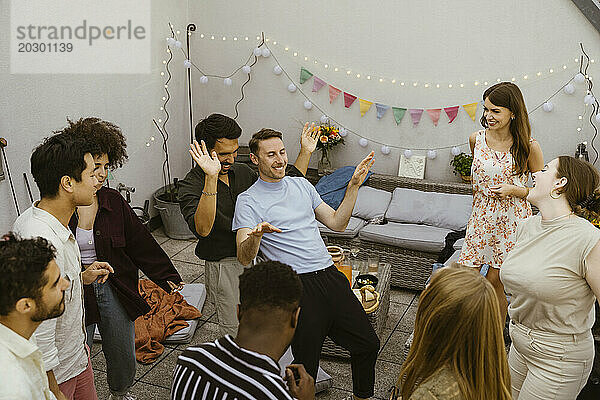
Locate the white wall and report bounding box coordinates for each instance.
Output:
[1,0,599,233]
[0,0,191,232]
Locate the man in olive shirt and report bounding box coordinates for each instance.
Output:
[178,114,318,336]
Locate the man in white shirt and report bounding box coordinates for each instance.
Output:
[13,132,113,400]
[0,233,70,399]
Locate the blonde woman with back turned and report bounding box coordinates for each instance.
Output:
[397,266,511,400]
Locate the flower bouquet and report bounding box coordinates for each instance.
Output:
[316,123,345,173]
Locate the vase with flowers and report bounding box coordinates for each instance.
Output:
[317,123,345,174]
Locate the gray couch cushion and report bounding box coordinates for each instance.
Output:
[318,217,366,238]
[385,188,472,230]
[352,186,392,220]
[358,222,452,253]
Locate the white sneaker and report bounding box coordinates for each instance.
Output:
[108,392,136,400]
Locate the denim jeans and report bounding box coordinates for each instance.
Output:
[85,282,136,396]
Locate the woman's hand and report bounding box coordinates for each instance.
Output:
[489,184,517,200]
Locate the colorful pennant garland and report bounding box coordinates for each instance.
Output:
[299,67,313,84]
[299,67,479,126]
[375,103,390,120]
[409,109,424,126]
[344,92,357,108]
[359,99,373,117]
[328,85,341,103]
[392,107,406,125]
[462,102,479,121]
[444,106,460,123]
[312,76,326,92]
[426,108,442,127]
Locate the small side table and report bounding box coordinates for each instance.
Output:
[320,262,392,359]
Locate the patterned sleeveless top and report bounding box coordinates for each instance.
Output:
[458,130,533,268]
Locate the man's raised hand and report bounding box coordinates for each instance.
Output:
[189,140,221,177]
[248,221,282,237]
[300,122,320,154]
[350,151,375,187]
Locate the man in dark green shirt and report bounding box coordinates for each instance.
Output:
[178,114,318,335]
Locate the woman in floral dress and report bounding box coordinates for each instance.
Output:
[458,82,543,322]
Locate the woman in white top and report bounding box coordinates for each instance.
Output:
[500,156,600,399]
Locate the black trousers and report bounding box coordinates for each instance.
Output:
[292,265,380,398]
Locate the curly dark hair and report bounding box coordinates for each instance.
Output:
[60,117,128,169]
[238,260,302,313]
[194,114,242,150]
[31,132,99,198]
[0,233,56,316]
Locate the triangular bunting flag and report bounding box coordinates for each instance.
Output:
[312,76,326,92]
[344,92,357,108]
[426,108,442,127]
[299,67,313,84]
[359,99,373,117]
[409,109,424,126]
[444,106,460,123]
[375,103,390,120]
[329,85,341,103]
[462,102,479,121]
[392,107,406,125]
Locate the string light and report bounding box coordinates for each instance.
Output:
[186,32,579,89]
[164,35,591,158]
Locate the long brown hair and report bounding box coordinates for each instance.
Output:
[481,82,531,175]
[399,267,511,400]
[556,156,600,220]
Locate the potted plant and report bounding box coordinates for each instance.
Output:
[151,118,195,240]
[450,152,473,183]
[316,123,345,174]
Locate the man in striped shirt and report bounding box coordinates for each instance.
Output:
[171,261,314,400]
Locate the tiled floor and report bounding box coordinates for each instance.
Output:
[91,228,419,399]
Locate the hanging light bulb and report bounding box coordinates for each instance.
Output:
[451,146,461,156]
[166,37,176,46]
[584,94,596,105]
[253,47,262,56]
[404,149,413,158]
[542,102,554,112]
[287,83,297,93]
[574,73,586,83]
[339,127,347,137]
[563,83,575,95]
[358,138,368,147]
[199,75,208,84]
[381,145,391,155]
[183,59,192,68]
[261,48,271,57]
[242,65,251,74]
[223,78,232,86]
[174,40,182,48]
[320,115,328,124]
[303,100,313,110]
[273,65,283,75]
[427,150,437,159]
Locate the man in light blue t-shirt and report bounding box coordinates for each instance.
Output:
[232,128,379,400]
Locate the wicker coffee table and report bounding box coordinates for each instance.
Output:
[320,262,391,359]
